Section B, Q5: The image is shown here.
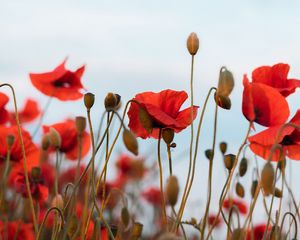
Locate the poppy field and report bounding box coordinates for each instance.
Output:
[0,32,300,240]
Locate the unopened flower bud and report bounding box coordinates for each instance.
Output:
[41,134,51,151]
[49,128,61,149]
[239,157,248,177]
[187,32,199,55]
[121,207,130,228]
[214,93,231,110]
[235,182,245,198]
[165,175,179,206]
[251,180,258,198]
[84,92,95,110]
[217,67,234,97]
[274,188,282,198]
[205,149,214,160]
[123,129,138,156]
[104,92,121,111]
[162,128,174,144]
[261,162,275,196]
[130,222,143,239]
[219,142,227,155]
[75,116,86,134]
[51,194,64,209]
[138,107,153,134]
[6,135,15,148]
[224,154,236,171]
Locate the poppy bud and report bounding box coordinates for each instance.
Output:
[138,107,153,134]
[31,167,41,182]
[51,194,64,209]
[190,217,197,226]
[165,175,179,206]
[6,135,15,148]
[41,134,51,151]
[224,154,236,171]
[130,222,143,239]
[214,93,231,110]
[121,207,130,228]
[235,182,245,198]
[67,215,79,238]
[274,188,282,198]
[123,129,138,156]
[84,92,95,110]
[75,116,86,134]
[104,92,121,111]
[162,128,174,145]
[217,67,234,97]
[186,32,199,55]
[205,149,214,160]
[49,127,61,149]
[230,228,245,240]
[261,162,275,196]
[239,157,248,177]
[251,180,258,198]
[219,142,227,155]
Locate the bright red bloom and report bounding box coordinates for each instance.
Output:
[249,110,300,161]
[246,224,270,240]
[0,92,10,124]
[116,154,147,180]
[0,126,39,168]
[43,119,91,160]
[0,221,34,240]
[223,198,247,215]
[128,89,198,139]
[10,99,40,124]
[252,63,300,97]
[208,214,222,228]
[242,75,289,127]
[142,187,162,207]
[29,59,85,101]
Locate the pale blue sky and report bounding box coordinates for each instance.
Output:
[1,0,300,235]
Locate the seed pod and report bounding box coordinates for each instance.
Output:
[261,162,275,196]
[51,194,64,209]
[123,129,138,156]
[235,182,245,198]
[205,149,214,160]
[239,157,248,177]
[104,92,120,111]
[251,180,258,198]
[224,154,236,171]
[274,188,282,198]
[165,175,179,206]
[219,142,227,155]
[130,222,143,240]
[230,228,245,240]
[67,215,79,238]
[138,107,153,134]
[84,92,95,110]
[48,127,61,149]
[186,32,199,55]
[31,167,41,182]
[6,135,15,148]
[217,67,234,97]
[214,93,231,110]
[75,116,86,134]
[162,128,174,145]
[41,134,51,151]
[121,207,130,228]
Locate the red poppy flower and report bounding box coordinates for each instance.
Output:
[128,89,198,139]
[116,154,147,180]
[29,59,85,101]
[252,63,300,97]
[10,99,40,124]
[208,214,222,228]
[246,224,270,240]
[0,221,34,240]
[142,187,162,207]
[242,75,289,127]
[249,110,300,161]
[43,119,91,160]
[0,92,10,124]
[223,198,247,215]
[0,126,39,168]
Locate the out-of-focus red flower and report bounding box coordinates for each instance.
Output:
[0,126,39,168]
[142,187,162,207]
[0,221,34,240]
[208,214,222,228]
[116,154,147,180]
[43,119,91,160]
[0,92,10,125]
[128,89,198,139]
[12,167,49,203]
[59,165,88,188]
[252,63,300,97]
[29,59,85,101]
[249,110,300,161]
[242,75,290,127]
[10,99,40,124]
[246,224,270,240]
[223,198,247,215]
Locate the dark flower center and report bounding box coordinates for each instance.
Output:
[280,135,295,146]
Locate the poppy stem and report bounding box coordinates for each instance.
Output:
[167,144,173,176]
[280,211,298,239]
[0,83,38,234]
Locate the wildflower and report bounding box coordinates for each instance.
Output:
[142,187,162,207]
[223,198,247,215]
[248,110,300,161]
[252,63,300,97]
[0,221,34,240]
[242,75,289,127]
[246,224,270,240]
[0,92,9,124]
[128,89,198,139]
[10,99,40,124]
[208,214,222,228]
[29,58,85,101]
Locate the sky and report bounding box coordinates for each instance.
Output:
[1,0,300,236]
